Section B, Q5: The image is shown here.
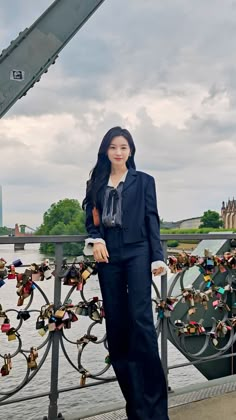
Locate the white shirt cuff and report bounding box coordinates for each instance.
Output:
[83,238,106,256]
[151,260,167,276]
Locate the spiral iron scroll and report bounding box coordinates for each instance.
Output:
[154,251,236,364]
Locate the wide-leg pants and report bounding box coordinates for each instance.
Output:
[97,228,169,420]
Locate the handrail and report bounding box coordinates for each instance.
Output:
[0,232,236,244]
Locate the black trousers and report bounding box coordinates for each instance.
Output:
[98,228,169,420]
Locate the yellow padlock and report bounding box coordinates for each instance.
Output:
[8,333,16,341]
[38,327,46,337]
[7,327,17,341]
[81,267,93,281]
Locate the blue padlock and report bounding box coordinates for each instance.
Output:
[0,279,5,287]
[12,259,23,267]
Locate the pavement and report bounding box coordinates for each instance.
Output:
[67,374,236,420]
[169,390,236,420]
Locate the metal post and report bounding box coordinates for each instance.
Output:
[161,240,168,381]
[47,243,64,420]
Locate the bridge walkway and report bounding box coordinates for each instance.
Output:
[65,374,236,420]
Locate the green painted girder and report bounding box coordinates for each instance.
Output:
[0,0,106,118]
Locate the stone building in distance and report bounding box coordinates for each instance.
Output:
[221,199,236,229]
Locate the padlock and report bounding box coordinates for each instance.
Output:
[0,258,6,268]
[77,280,83,291]
[55,309,65,319]
[0,279,5,287]
[212,300,219,307]
[75,305,83,315]
[17,296,24,307]
[40,303,54,319]
[16,273,23,282]
[27,356,37,370]
[12,259,23,267]
[81,267,93,281]
[30,347,38,359]
[1,356,9,376]
[100,307,105,318]
[48,322,56,332]
[44,268,52,280]
[36,316,45,330]
[7,354,12,370]
[81,306,88,316]
[71,312,78,322]
[80,373,87,386]
[188,307,196,315]
[1,317,10,333]
[31,272,41,282]
[7,328,17,341]
[189,327,196,334]
[17,310,30,321]
[105,355,110,364]
[62,311,70,321]
[212,338,218,346]
[64,319,71,329]
[38,327,47,337]
[8,265,16,279]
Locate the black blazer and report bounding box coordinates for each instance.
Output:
[85,168,164,262]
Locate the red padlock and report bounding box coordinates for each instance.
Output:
[8,265,16,280]
[77,280,83,291]
[1,317,10,333]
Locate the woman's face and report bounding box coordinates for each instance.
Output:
[107,136,131,167]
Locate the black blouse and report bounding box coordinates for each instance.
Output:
[101,172,128,228]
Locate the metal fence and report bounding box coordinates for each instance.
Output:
[0,233,236,420]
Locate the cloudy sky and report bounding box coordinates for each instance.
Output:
[1,0,236,229]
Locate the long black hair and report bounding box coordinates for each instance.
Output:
[82,126,136,209]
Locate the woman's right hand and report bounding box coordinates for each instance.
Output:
[93,243,109,263]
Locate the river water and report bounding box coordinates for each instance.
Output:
[0,244,206,420]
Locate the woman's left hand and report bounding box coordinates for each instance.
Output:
[152,267,165,276]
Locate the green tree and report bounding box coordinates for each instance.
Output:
[36,199,86,256]
[0,226,11,235]
[200,210,223,228]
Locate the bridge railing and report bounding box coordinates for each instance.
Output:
[0,233,236,420]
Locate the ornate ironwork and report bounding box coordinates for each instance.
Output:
[0,233,236,419]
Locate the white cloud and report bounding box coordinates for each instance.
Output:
[1,0,236,227]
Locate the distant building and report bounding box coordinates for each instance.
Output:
[0,186,2,227]
[162,216,202,229]
[178,217,202,229]
[221,199,236,229]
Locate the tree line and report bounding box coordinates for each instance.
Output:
[0,200,227,256]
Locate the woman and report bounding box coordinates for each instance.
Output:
[82,127,169,420]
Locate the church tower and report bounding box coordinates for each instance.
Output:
[221,198,236,228]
